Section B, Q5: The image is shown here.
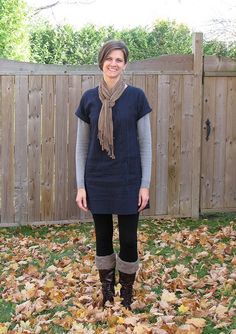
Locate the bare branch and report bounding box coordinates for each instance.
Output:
[34,1,60,15]
[33,0,96,15]
[205,17,236,42]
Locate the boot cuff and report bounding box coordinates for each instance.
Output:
[116,255,139,274]
[95,253,116,270]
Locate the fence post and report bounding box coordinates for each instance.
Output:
[192,32,203,218]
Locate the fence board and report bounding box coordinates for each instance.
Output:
[145,74,158,216]
[28,76,41,221]
[212,78,227,208]
[201,77,216,210]
[68,75,82,219]
[132,74,145,90]
[54,76,69,220]
[156,75,170,215]
[225,77,236,208]
[191,33,203,218]
[94,74,102,87]
[168,75,182,215]
[41,76,55,220]
[1,76,15,223]
[15,76,28,223]
[179,75,194,216]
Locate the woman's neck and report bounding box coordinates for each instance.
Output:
[103,77,120,90]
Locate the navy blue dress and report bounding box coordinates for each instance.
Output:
[75,85,152,215]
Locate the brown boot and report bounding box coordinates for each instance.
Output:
[119,271,136,309]
[95,253,116,307]
[98,268,116,306]
[116,256,139,310]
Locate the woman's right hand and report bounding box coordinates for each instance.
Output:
[76,188,88,212]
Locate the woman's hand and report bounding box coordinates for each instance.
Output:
[138,187,149,212]
[76,188,88,212]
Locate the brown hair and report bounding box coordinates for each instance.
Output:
[98,40,129,71]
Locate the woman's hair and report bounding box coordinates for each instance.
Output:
[98,40,129,70]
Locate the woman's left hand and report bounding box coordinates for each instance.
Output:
[138,187,149,212]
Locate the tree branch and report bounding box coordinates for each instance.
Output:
[33,0,96,15]
[34,1,60,15]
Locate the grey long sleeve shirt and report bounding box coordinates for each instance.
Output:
[76,113,152,189]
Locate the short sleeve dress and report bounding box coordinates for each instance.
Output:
[75,85,152,215]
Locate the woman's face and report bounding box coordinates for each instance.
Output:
[102,49,126,81]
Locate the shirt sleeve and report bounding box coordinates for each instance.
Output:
[137,114,152,188]
[75,118,90,188]
[137,89,152,120]
[75,93,90,124]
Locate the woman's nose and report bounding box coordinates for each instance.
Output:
[110,59,116,65]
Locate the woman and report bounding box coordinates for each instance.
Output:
[75,40,152,309]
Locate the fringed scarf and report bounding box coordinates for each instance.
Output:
[98,77,126,159]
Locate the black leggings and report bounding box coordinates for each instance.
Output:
[93,214,139,262]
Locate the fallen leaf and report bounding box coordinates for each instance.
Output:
[124,316,138,326]
[133,324,150,334]
[107,315,119,326]
[161,289,177,303]
[215,304,228,318]
[178,305,190,314]
[0,324,9,334]
[186,318,206,328]
[176,324,202,334]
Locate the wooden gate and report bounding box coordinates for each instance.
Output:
[201,57,236,213]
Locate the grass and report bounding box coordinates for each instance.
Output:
[0,213,235,333]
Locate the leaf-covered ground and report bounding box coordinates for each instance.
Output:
[0,213,236,334]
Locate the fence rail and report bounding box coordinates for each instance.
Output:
[1,33,236,226]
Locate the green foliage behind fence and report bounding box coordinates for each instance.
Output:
[29,20,236,65]
[0,0,30,61]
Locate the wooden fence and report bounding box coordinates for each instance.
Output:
[0,33,236,226]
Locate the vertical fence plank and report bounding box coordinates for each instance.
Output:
[192,32,203,218]
[212,78,227,208]
[179,75,194,216]
[68,75,81,219]
[28,76,41,222]
[132,74,145,90]
[15,76,28,223]
[168,75,183,215]
[124,73,133,86]
[145,74,158,216]
[156,75,170,215]
[41,76,55,220]
[201,77,216,210]
[225,77,236,208]
[54,76,69,220]
[94,74,102,87]
[1,76,15,224]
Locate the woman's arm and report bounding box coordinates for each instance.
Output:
[137,113,152,211]
[75,118,90,211]
[137,113,152,188]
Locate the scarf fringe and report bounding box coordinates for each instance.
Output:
[97,130,115,159]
